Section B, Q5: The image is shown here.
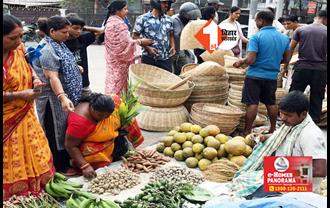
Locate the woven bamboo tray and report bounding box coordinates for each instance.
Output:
[136,105,189,132]
[134,81,195,107]
[129,63,189,90]
[230,81,245,91]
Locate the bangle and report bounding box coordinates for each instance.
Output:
[8,91,14,101]
[57,93,68,100]
[80,163,90,170]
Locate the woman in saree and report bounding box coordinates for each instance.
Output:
[65,93,144,178]
[104,0,153,95]
[32,16,83,175]
[3,14,55,200]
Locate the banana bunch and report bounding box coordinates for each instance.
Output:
[66,191,120,208]
[45,172,83,199]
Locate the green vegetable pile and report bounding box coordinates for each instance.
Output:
[117,180,194,208]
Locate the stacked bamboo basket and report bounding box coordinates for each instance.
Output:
[129,64,194,131]
[180,63,230,112]
[189,103,244,135]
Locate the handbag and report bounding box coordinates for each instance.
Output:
[231,21,242,56]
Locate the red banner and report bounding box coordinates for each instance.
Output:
[264,156,312,192]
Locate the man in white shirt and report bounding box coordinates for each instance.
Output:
[261,91,327,193]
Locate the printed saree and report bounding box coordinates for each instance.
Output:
[3,44,55,200]
[66,95,144,169]
[104,15,139,95]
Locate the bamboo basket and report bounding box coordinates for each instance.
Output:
[136,105,189,132]
[224,55,248,68]
[200,49,234,66]
[180,61,226,77]
[129,63,189,90]
[237,113,268,131]
[134,81,195,107]
[180,20,207,50]
[230,81,244,91]
[189,103,243,135]
[181,63,198,74]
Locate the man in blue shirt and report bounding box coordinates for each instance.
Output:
[234,11,291,136]
[133,0,176,72]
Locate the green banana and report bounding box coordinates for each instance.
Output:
[54,172,67,181]
[56,180,79,192]
[50,178,71,198]
[102,200,121,208]
[80,198,93,208]
[45,182,62,198]
[66,194,79,208]
[75,190,94,199]
[60,179,83,188]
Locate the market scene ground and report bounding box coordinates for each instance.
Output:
[3,1,328,207]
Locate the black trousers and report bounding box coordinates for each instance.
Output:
[45,101,71,172]
[289,67,327,123]
[141,55,173,73]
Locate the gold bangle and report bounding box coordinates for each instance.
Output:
[80,163,90,170]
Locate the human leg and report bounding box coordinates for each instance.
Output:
[309,70,327,123]
[260,79,277,133]
[244,104,259,136]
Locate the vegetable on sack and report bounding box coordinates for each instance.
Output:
[3,191,61,208]
[183,186,214,203]
[119,81,144,127]
[118,180,195,208]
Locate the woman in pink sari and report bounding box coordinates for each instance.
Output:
[104,0,153,95]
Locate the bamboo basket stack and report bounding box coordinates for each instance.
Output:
[189,103,244,135]
[180,63,230,112]
[129,64,194,131]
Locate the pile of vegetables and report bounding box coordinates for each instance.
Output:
[119,81,142,126]
[87,169,140,195]
[117,180,194,208]
[156,122,255,171]
[66,190,120,208]
[121,149,171,173]
[3,192,61,208]
[150,166,204,185]
[45,172,83,199]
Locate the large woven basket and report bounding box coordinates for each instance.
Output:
[180,20,207,50]
[200,49,234,66]
[134,81,195,107]
[136,105,189,132]
[224,55,248,68]
[237,113,268,131]
[230,81,244,91]
[129,63,189,90]
[180,61,226,77]
[181,63,198,74]
[184,74,229,111]
[190,103,243,135]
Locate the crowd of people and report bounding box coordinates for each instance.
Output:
[3,0,327,201]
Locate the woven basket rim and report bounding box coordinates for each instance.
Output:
[191,103,243,116]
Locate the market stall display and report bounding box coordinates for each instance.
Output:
[87,169,140,195]
[121,150,171,173]
[155,122,254,171]
[3,192,61,208]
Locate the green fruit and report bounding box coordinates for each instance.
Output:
[182,147,194,159]
[185,132,195,141]
[224,139,246,156]
[173,133,187,144]
[180,122,193,132]
[195,153,204,161]
[217,144,227,158]
[204,136,215,145]
[243,145,253,157]
[174,150,185,161]
[156,143,165,153]
[192,143,204,154]
[204,125,220,136]
[190,124,202,134]
[207,138,221,150]
[168,130,178,136]
[199,128,210,137]
[191,135,203,144]
[163,147,174,157]
[185,157,199,168]
[162,136,174,147]
[182,141,193,149]
[215,134,229,144]
[198,158,212,171]
[173,126,181,132]
[171,143,181,152]
[202,147,218,160]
